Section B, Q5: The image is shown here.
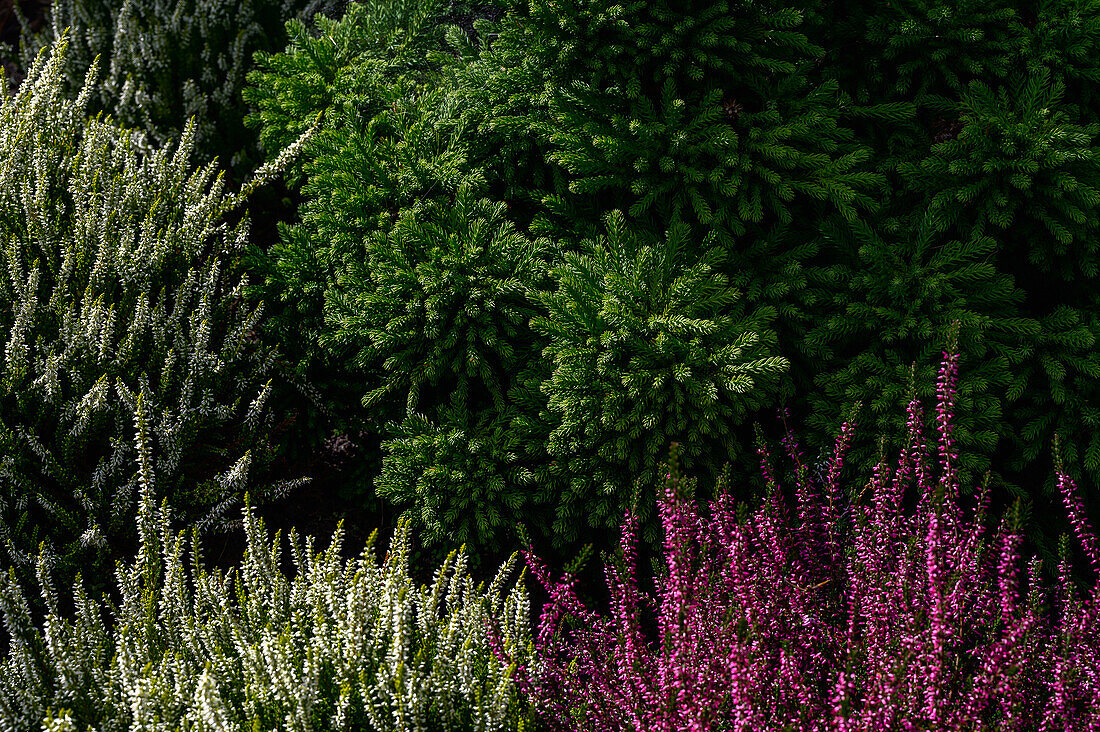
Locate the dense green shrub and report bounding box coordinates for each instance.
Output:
[245,0,539,552]
[1,0,317,176]
[244,0,1100,568]
[783,0,1100,565]
[241,0,474,439]
[519,211,788,541]
[242,0,848,555]
[461,0,883,238]
[0,37,313,612]
[350,185,555,547]
[0,407,535,731]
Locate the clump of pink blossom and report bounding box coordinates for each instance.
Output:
[498,320,1100,730]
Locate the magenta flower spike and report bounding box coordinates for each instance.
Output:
[513,320,1100,730]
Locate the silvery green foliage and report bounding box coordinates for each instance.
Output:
[5,0,317,171]
[0,397,534,731]
[0,37,314,603]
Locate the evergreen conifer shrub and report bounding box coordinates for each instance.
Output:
[465,0,882,238]
[0,37,313,612]
[520,210,788,543]
[244,0,1100,569]
[240,0,476,455]
[245,0,552,553]
[448,0,1100,566]
[243,0,809,555]
[782,1,1100,566]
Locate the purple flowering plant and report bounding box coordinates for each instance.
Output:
[491,320,1100,730]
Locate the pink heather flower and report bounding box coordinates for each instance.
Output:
[512,320,1100,730]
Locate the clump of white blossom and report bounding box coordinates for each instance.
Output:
[0,395,535,732]
[0,35,315,601]
[3,0,320,170]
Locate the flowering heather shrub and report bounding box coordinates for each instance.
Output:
[0,36,315,612]
[511,321,1100,729]
[3,0,316,173]
[0,397,536,731]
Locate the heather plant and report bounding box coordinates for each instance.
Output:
[511,323,1100,729]
[2,0,317,175]
[0,395,536,732]
[0,37,314,615]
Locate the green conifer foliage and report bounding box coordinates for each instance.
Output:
[242,0,461,424]
[898,67,1100,282]
[439,0,890,533]
[372,407,534,553]
[3,0,315,176]
[433,2,557,227]
[242,0,885,556]
[245,1,562,555]
[548,8,882,238]
[525,210,788,543]
[324,187,549,420]
[330,187,554,549]
[893,68,1100,537]
[1020,0,1100,128]
[791,215,1038,506]
[775,1,1100,565]
[0,38,309,610]
[245,0,1100,565]
[451,0,885,241]
[808,0,1023,106]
